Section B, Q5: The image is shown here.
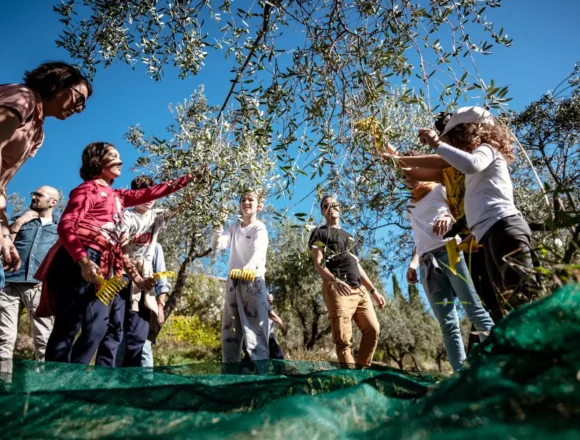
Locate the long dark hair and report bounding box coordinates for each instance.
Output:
[80,142,113,181]
[23,61,92,100]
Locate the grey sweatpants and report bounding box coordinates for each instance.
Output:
[222,277,269,363]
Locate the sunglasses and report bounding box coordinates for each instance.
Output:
[70,86,87,112]
[30,191,54,201]
[322,202,340,210]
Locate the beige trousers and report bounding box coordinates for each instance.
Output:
[322,280,380,367]
[0,283,54,361]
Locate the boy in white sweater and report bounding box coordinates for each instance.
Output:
[211,190,270,364]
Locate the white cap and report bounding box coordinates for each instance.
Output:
[441,106,495,136]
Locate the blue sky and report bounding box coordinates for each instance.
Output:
[1,0,579,287]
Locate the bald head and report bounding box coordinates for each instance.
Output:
[38,186,59,201]
[30,186,59,216]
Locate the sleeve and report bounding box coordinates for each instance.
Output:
[57,184,96,262]
[152,243,171,295]
[244,224,269,271]
[436,143,495,174]
[118,175,190,208]
[308,228,324,249]
[154,209,170,232]
[0,85,36,124]
[120,212,136,238]
[211,223,233,251]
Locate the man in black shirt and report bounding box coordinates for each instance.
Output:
[309,195,385,367]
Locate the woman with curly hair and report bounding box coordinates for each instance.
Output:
[35,142,200,364]
[0,61,91,280]
[418,106,538,314]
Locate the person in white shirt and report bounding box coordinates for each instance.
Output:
[418,106,539,314]
[405,177,494,372]
[211,190,270,366]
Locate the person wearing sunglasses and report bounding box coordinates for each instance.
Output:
[0,186,60,365]
[0,62,92,291]
[309,195,386,369]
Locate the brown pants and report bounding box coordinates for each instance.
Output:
[322,280,380,367]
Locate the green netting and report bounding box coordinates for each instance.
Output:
[1,284,580,439]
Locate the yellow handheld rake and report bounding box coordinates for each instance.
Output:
[95,272,177,305]
[446,238,483,275]
[445,240,461,275]
[95,275,128,305]
[229,269,256,282]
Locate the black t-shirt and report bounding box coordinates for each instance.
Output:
[308,225,361,287]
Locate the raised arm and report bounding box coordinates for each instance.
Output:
[395,154,450,169]
[120,175,193,208]
[436,143,495,174]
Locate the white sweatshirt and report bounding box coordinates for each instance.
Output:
[406,184,459,256]
[211,220,269,278]
[436,142,520,242]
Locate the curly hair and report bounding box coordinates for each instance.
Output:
[442,123,515,163]
[23,61,92,100]
[131,175,156,190]
[80,142,114,181]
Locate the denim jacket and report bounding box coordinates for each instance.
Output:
[5,216,58,284]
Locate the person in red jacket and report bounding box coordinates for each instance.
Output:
[36,142,201,364]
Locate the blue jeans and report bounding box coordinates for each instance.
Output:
[141,340,153,367]
[420,248,494,372]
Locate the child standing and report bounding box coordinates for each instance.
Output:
[95,175,180,367]
[404,175,494,372]
[36,142,197,364]
[211,191,270,365]
[418,106,538,312]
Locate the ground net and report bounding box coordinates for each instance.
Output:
[1,284,580,439]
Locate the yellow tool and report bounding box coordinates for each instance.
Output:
[445,240,461,275]
[447,238,483,275]
[229,269,256,282]
[153,271,176,280]
[458,240,482,253]
[95,272,176,305]
[95,275,128,305]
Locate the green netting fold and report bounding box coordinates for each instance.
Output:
[1,284,579,439]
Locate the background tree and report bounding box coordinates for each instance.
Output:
[508,64,580,271]
[54,0,513,253]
